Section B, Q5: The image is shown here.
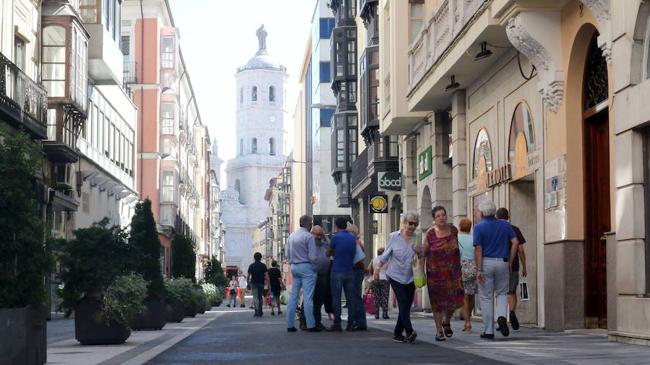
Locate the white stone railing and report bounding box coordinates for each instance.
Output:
[408,0,487,91]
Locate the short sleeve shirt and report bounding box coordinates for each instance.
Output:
[511,225,526,272]
[268,267,282,289]
[330,231,356,273]
[473,216,515,259]
[247,261,268,285]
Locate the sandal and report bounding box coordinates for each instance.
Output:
[462,324,472,332]
[435,331,446,341]
[442,322,453,338]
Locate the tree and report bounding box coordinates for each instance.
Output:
[171,234,196,282]
[0,126,49,308]
[128,199,164,301]
[204,257,227,288]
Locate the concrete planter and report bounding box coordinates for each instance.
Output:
[184,303,197,318]
[130,300,166,331]
[196,300,206,314]
[0,305,47,365]
[165,302,184,323]
[75,299,131,345]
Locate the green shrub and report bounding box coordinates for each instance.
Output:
[128,199,164,302]
[171,234,196,282]
[201,283,217,304]
[190,286,206,308]
[102,273,148,325]
[203,257,227,288]
[164,278,194,307]
[0,126,50,308]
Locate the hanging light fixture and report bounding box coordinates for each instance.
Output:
[474,42,493,61]
[445,75,460,91]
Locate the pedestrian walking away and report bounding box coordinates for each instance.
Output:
[457,217,477,333]
[377,211,420,344]
[496,207,527,331]
[285,215,321,332]
[268,260,283,316]
[347,222,367,331]
[369,247,389,320]
[474,200,519,339]
[247,252,269,317]
[326,217,357,332]
[421,206,464,341]
[310,225,331,330]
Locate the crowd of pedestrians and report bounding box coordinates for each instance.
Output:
[227,199,527,344]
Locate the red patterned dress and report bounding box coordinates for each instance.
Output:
[425,225,464,313]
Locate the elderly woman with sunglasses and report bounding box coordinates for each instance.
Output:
[374,211,421,344]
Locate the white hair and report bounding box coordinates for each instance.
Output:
[401,211,420,222]
[478,200,496,217]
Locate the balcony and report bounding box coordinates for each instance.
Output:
[0,53,48,139]
[408,0,486,92]
[43,109,82,162]
[49,183,78,212]
[86,23,123,85]
[123,61,138,84]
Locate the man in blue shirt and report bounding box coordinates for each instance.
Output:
[326,217,356,332]
[473,200,519,339]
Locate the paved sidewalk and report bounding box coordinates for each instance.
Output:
[46,309,226,365]
[366,311,650,365]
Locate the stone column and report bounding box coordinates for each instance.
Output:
[430,111,452,216]
[450,90,467,225]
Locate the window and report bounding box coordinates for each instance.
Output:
[113,0,121,41]
[320,18,335,39]
[162,171,174,202]
[14,37,26,71]
[102,0,109,28]
[80,0,98,23]
[319,62,331,83]
[235,179,242,203]
[473,128,493,178]
[320,108,334,127]
[70,27,88,105]
[162,137,171,155]
[161,103,174,135]
[240,88,244,104]
[161,36,175,69]
[409,1,424,44]
[269,86,275,102]
[121,35,130,55]
[269,138,275,156]
[42,26,66,97]
[252,138,257,153]
[252,86,258,102]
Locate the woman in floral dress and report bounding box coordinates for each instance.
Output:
[423,206,464,341]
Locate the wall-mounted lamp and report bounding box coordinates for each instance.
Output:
[474,42,493,61]
[445,75,460,92]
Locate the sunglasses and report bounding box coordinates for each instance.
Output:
[406,221,419,227]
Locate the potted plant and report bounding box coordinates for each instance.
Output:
[171,233,196,282]
[164,278,192,322]
[57,220,146,345]
[129,199,167,331]
[0,127,50,365]
[201,283,218,309]
[203,257,226,307]
[192,286,207,314]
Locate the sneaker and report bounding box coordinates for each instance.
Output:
[353,325,367,331]
[406,331,417,343]
[240,304,245,308]
[497,316,510,337]
[510,310,520,330]
[480,333,495,340]
[287,327,298,332]
[316,323,326,331]
[226,304,231,307]
[326,324,343,332]
[392,335,406,343]
[307,327,323,332]
[382,313,390,320]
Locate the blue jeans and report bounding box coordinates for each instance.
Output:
[330,270,355,325]
[286,263,317,329]
[352,268,367,327]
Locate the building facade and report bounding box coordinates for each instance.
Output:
[375,0,650,345]
[222,26,287,272]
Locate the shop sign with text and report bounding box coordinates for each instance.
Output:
[418,146,432,181]
[378,171,402,192]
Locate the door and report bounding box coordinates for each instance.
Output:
[583,108,609,329]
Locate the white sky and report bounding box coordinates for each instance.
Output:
[168,0,317,184]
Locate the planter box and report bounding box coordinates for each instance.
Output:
[75,299,131,345]
[165,302,184,323]
[196,301,206,314]
[0,305,46,365]
[184,303,197,318]
[130,300,166,331]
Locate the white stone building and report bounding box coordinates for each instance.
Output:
[222,25,287,272]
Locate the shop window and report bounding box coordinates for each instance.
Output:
[42,26,66,97]
[472,128,493,178]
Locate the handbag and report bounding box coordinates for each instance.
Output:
[364,291,376,315]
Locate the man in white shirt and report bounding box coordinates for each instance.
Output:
[237,271,248,308]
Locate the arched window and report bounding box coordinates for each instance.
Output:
[239,138,243,155]
[252,86,258,102]
[42,26,67,97]
[239,88,243,104]
[269,86,275,102]
[472,128,493,178]
[252,138,257,153]
[234,179,242,204]
[269,138,275,155]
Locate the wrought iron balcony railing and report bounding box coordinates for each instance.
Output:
[0,53,48,139]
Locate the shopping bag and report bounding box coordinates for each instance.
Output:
[280,291,288,305]
[364,292,376,315]
[413,257,426,288]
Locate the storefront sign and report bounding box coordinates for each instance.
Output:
[486,164,512,188]
[369,194,388,214]
[378,171,402,192]
[418,146,432,181]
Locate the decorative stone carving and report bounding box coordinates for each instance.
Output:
[579,0,612,63]
[506,13,564,112]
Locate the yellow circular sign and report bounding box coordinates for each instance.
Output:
[370,195,387,213]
